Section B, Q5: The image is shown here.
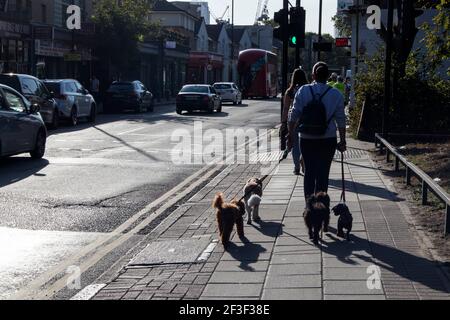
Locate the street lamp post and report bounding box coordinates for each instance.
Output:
[318,0,323,61]
[231,0,234,82]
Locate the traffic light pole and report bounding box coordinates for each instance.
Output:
[295,0,301,68]
[281,0,289,117]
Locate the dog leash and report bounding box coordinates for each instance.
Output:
[238,148,291,202]
[340,152,346,203]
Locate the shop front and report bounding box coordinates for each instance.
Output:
[0,20,31,74]
[34,28,93,86]
[187,52,223,85]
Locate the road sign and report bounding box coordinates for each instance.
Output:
[313,42,332,52]
[207,64,213,71]
[336,38,351,47]
[64,52,82,62]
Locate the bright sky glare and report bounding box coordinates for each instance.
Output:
[171,0,338,36]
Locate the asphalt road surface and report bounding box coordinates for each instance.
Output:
[0,99,281,299]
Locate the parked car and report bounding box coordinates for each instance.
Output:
[176,85,222,115]
[0,84,47,159]
[213,82,242,105]
[104,81,154,113]
[0,73,58,128]
[43,79,97,126]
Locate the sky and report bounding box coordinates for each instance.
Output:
[171,0,338,36]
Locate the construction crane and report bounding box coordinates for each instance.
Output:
[211,5,230,24]
[255,0,270,25]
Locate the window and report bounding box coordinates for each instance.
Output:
[41,4,47,24]
[21,78,39,95]
[4,89,26,112]
[74,81,84,93]
[64,82,77,93]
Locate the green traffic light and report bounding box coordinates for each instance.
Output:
[291,36,297,45]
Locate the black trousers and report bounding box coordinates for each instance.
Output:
[300,138,337,199]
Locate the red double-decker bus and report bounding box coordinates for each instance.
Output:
[238,49,278,99]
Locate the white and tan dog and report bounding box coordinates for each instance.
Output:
[243,178,263,224]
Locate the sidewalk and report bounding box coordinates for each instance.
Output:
[91,138,450,300]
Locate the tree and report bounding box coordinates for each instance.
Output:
[332,14,352,38]
[92,0,157,79]
[421,0,450,76]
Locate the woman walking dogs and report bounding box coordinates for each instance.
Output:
[281,68,309,175]
[288,62,347,201]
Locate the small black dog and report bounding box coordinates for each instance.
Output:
[333,203,353,241]
[304,192,331,245]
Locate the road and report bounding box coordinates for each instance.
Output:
[0,99,281,299]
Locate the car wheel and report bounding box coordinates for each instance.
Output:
[30,130,46,159]
[233,96,238,105]
[207,102,214,114]
[89,104,96,123]
[148,100,154,113]
[51,109,59,129]
[70,107,78,126]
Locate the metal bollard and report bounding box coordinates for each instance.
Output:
[422,180,428,205]
[445,204,450,235]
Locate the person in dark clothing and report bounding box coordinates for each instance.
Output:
[288,62,347,200]
[281,68,309,175]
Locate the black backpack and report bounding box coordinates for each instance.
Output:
[299,86,333,135]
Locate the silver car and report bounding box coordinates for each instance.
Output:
[213,82,243,105]
[43,79,97,126]
[0,84,47,159]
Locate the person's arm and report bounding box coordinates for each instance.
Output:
[287,88,303,149]
[282,94,292,123]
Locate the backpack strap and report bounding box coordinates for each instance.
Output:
[319,86,333,101]
[308,86,316,101]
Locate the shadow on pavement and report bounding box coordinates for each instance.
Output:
[329,179,404,202]
[0,157,49,188]
[252,220,284,238]
[225,239,267,272]
[321,226,449,294]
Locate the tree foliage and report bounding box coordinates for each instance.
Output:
[420,0,450,76]
[332,14,352,38]
[92,0,156,78]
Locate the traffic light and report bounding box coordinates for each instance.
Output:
[288,7,306,48]
[273,9,287,41]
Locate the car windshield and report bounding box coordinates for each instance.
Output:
[0,75,20,91]
[108,83,134,91]
[44,82,61,93]
[180,86,209,93]
[214,84,232,90]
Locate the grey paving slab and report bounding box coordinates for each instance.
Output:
[209,272,266,284]
[268,263,321,276]
[324,295,386,300]
[323,267,373,280]
[272,245,318,254]
[265,274,322,289]
[324,280,385,295]
[129,238,210,266]
[271,253,321,264]
[215,260,270,272]
[262,288,322,300]
[202,283,262,298]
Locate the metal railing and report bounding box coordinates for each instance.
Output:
[375,133,450,235]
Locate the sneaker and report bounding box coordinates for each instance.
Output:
[294,168,300,175]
